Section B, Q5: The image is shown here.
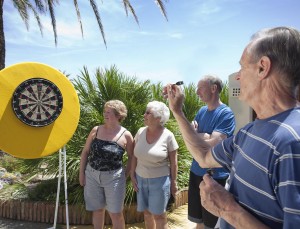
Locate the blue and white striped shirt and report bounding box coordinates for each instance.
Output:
[213,107,300,229]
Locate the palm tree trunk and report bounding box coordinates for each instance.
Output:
[0,0,5,70]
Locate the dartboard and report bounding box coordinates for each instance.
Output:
[12,78,63,127]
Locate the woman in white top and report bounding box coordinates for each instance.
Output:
[131,101,179,229]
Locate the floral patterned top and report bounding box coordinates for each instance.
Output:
[88,128,126,171]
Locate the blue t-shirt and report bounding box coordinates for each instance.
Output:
[190,103,235,178]
[212,107,300,228]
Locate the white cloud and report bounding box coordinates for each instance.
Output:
[199,1,221,15]
[5,0,300,88]
[168,33,183,39]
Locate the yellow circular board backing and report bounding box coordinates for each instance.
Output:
[0,62,80,159]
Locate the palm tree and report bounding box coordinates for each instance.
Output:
[0,0,47,70]
[0,0,168,70]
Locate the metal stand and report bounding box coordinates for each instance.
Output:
[49,146,69,229]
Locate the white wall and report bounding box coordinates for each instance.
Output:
[228,73,253,134]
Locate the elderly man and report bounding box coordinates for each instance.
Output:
[187,75,235,229]
[164,27,300,229]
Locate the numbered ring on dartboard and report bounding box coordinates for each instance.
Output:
[12,78,63,127]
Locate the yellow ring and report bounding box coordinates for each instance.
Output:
[0,62,80,159]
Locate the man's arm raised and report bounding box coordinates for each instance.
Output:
[164,84,220,168]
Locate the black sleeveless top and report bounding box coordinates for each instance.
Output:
[88,127,126,171]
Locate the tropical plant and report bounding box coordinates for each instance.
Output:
[165,119,192,189]
[0,71,229,208]
[220,80,229,105]
[1,0,168,69]
[7,66,151,203]
[181,83,204,122]
[150,82,164,102]
[70,66,193,205]
[1,66,195,206]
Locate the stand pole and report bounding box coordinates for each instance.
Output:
[50,146,69,229]
[62,145,70,229]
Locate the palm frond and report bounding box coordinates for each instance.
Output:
[150,82,164,101]
[33,0,46,12]
[89,0,107,47]
[12,0,30,30]
[154,0,168,20]
[8,0,169,51]
[220,80,229,105]
[72,0,84,38]
[46,0,58,45]
[26,2,44,36]
[182,83,203,122]
[122,0,139,25]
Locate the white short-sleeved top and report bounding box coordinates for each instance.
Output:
[134,127,179,178]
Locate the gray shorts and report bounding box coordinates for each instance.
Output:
[84,164,126,213]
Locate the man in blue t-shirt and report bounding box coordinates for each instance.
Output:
[188,75,235,229]
[165,27,300,229]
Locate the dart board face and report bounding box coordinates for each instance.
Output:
[12,78,63,127]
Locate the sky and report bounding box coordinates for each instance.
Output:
[3,0,300,85]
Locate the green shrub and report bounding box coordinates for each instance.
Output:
[0,154,20,173]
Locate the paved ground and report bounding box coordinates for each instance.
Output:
[0,204,196,229]
[0,219,54,229]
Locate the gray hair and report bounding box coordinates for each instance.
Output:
[201,74,223,94]
[147,101,170,126]
[248,27,300,97]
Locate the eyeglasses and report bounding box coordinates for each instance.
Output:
[145,111,152,115]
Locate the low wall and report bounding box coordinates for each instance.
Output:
[0,189,188,225]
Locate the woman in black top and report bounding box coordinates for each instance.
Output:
[79,100,134,229]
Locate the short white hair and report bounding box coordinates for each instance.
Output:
[147,101,170,126]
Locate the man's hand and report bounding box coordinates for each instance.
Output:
[200,174,234,218]
[200,174,271,229]
[191,120,198,130]
[162,84,185,114]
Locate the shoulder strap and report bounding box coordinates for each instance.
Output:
[116,129,127,142]
[94,126,100,139]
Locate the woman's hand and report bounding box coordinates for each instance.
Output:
[171,180,178,197]
[130,173,139,192]
[79,171,85,186]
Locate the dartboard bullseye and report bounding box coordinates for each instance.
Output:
[12,78,63,127]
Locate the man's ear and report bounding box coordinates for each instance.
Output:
[258,56,271,80]
[211,84,217,93]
